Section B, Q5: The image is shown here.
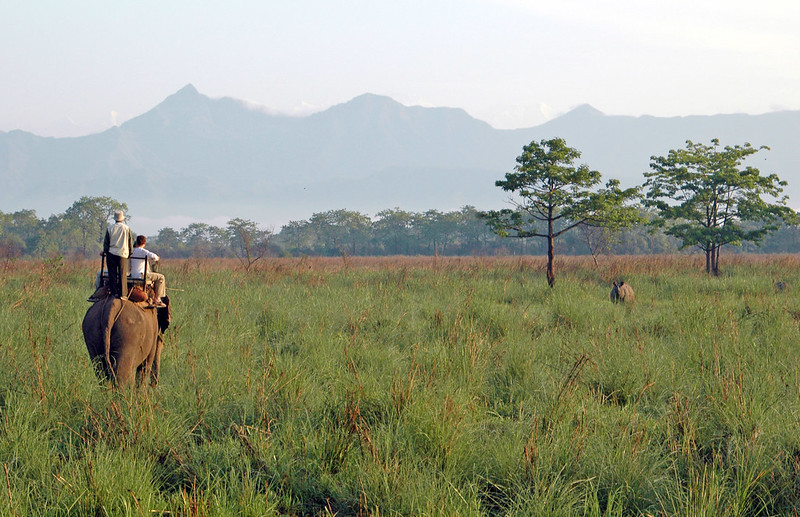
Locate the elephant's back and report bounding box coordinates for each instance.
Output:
[108,301,159,348]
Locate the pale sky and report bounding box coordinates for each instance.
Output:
[2,0,799,137]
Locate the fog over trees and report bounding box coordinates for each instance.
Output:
[2,133,795,265]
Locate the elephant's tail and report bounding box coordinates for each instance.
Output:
[102,297,125,383]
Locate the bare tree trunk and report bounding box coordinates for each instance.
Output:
[547,216,555,288]
[546,237,555,287]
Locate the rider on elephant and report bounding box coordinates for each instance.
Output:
[103,210,133,299]
[130,235,167,308]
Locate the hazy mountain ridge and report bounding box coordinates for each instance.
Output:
[1,84,798,231]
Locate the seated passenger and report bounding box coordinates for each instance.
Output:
[129,235,167,308]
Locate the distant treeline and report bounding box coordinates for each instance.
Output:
[2,197,799,261]
[267,207,800,258]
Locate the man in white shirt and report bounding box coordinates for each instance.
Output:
[103,210,133,299]
[130,235,167,307]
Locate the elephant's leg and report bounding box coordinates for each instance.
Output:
[113,353,138,386]
[150,335,164,387]
[86,337,109,380]
[90,356,112,381]
[135,335,160,387]
[136,362,151,388]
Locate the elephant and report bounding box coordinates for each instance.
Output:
[82,294,171,387]
[610,281,634,303]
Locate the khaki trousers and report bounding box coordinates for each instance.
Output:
[146,272,167,299]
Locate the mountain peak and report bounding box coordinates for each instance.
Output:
[566,104,604,117]
[162,84,203,105]
[336,93,403,111]
[175,83,200,96]
[121,83,210,131]
[158,84,210,113]
[311,93,406,124]
[320,93,481,126]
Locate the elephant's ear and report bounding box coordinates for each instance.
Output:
[157,296,171,333]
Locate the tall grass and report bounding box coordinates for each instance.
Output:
[1,255,799,515]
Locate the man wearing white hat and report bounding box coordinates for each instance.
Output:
[103,210,133,299]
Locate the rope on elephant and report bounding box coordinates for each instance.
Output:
[98,297,127,353]
[111,298,126,326]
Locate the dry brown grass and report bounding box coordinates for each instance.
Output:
[240,253,800,276]
[5,253,799,279]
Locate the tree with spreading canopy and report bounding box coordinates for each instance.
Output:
[374,208,415,255]
[180,223,229,257]
[643,139,796,275]
[226,218,271,271]
[481,137,641,287]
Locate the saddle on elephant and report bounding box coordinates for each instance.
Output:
[89,247,166,308]
[88,259,172,341]
[88,278,160,307]
[87,283,172,333]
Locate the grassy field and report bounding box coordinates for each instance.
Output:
[1,254,800,516]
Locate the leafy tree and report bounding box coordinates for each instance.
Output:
[643,139,795,275]
[36,214,68,257]
[306,211,356,256]
[226,218,271,271]
[277,220,316,256]
[481,138,641,287]
[329,209,372,256]
[63,196,128,257]
[755,222,800,254]
[151,227,184,257]
[288,210,371,256]
[456,205,500,254]
[7,210,43,253]
[374,208,415,255]
[416,209,461,255]
[613,210,681,255]
[179,223,228,257]
[0,234,25,270]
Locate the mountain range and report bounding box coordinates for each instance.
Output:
[2,84,798,234]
